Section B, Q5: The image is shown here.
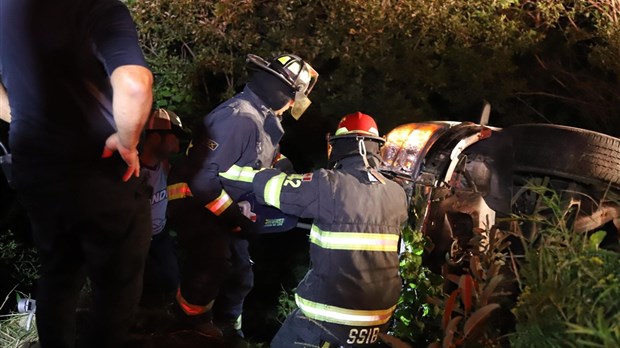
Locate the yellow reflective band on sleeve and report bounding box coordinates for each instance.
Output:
[167,183,193,201]
[219,165,261,183]
[309,225,399,252]
[295,294,396,327]
[205,190,233,216]
[263,173,287,209]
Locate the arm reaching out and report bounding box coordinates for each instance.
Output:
[102,65,153,181]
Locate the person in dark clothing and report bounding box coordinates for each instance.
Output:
[251,112,409,347]
[166,53,318,339]
[0,1,153,347]
[139,109,188,306]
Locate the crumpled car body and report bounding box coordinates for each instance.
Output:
[381,121,620,273]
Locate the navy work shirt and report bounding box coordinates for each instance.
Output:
[0,0,148,189]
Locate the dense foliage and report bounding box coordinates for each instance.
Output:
[511,188,620,347]
[392,225,443,346]
[129,0,620,135]
[2,1,620,345]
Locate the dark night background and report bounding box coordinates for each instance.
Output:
[2,0,620,344]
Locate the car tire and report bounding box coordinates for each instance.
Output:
[506,124,620,188]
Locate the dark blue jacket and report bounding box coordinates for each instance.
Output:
[252,156,408,331]
[168,86,287,226]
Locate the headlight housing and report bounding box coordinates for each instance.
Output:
[380,123,448,180]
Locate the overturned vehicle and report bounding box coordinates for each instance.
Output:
[380,119,620,273]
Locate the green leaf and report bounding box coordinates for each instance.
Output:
[588,231,607,250]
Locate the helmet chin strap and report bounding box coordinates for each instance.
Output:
[358,138,371,169]
[358,138,386,184]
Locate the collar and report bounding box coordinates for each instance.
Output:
[242,86,277,120]
[334,155,368,170]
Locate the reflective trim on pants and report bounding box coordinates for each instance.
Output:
[176,288,214,316]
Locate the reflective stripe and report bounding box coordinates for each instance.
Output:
[263,173,287,209]
[167,183,193,201]
[205,190,233,216]
[219,165,260,183]
[176,288,214,316]
[310,225,399,252]
[274,153,287,162]
[232,314,242,331]
[295,294,396,326]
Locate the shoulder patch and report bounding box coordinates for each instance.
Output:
[302,173,313,182]
[207,139,219,151]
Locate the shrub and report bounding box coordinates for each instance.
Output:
[511,187,620,347]
[129,0,620,135]
[391,225,444,346]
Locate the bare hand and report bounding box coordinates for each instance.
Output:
[102,133,140,182]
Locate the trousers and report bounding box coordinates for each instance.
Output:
[141,230,180,305]
[271,309,388,348]
[17,157,151,348]
[168,198,253,324]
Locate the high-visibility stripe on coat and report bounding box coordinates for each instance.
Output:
[253,157,409,329]
[167,86,284,222]
[165,86,286,321]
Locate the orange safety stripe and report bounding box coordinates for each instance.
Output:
[176,288,213,316]
[167,182,193,201]
[272,153,287,165]
[205,189,233,216]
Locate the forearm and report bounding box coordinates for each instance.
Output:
[110,65,153,149]
[0,82,11,123]
[253,169,321,218]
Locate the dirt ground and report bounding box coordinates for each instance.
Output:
[76,305,260,348]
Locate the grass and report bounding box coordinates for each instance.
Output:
[0,289,38,348]
[510,185,620,347]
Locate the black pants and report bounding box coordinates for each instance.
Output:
[168,198,253,324]
[16,159,151,348]
[271,309,387,348]
[141,230,180,306]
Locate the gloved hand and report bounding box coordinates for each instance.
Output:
[230,214,259,239]
[218,204,259,240]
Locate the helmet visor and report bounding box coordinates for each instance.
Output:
[291,90,312,120]
[296,63,319,95]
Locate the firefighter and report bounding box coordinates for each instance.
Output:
[166,53,318,338]
[139,109,188,306]
[251,112,409,347]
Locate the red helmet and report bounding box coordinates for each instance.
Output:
[328,112,385,144]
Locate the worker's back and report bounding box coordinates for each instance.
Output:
[295,158,407,317]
